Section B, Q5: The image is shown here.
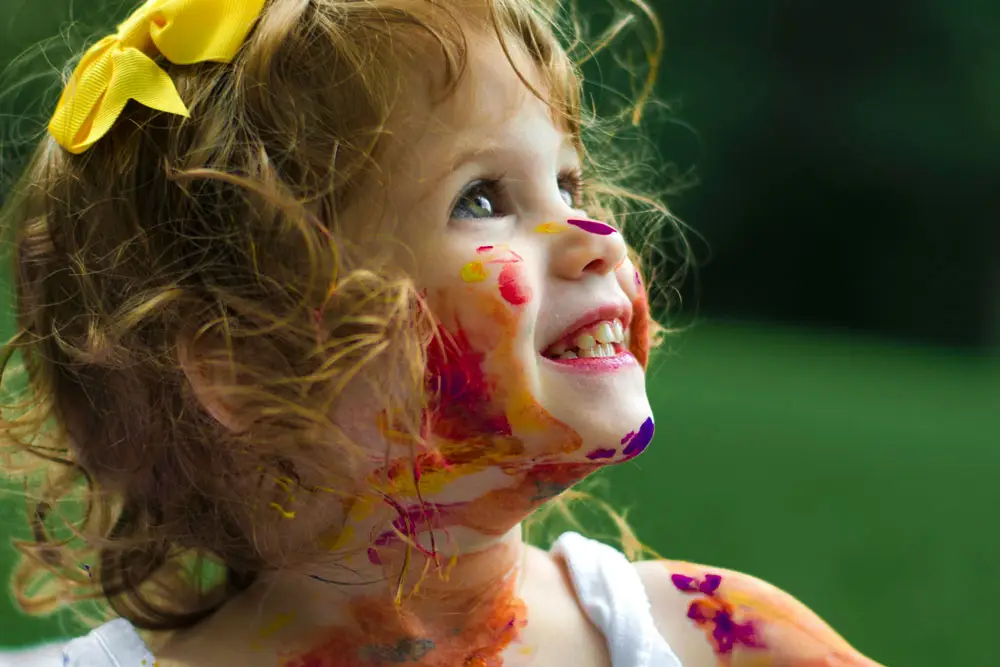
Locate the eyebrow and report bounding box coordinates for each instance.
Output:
[444,138,508,177]
[441,134,578,182]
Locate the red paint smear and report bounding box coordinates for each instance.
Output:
[425,322,512,440]
[280,573,527,667]
[476,245,494,253]
[485,250,523,264]
[370,461,598,550]
[372,500,454,560]
[497,264,531,306]
[377,449,452,484]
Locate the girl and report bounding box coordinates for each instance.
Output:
[0,0,890,665]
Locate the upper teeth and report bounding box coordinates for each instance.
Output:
[547,319,630,359]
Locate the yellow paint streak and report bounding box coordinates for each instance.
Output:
[317,523,352,551]
[534,221,567,233]
[460,260,488,283]
[269,502,296,519]
[259,612,296,639]
[317,495,375,551]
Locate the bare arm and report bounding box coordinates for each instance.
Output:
[635,559,889,667]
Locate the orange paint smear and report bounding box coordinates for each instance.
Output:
[629,294,651,369]
[280,572,527,667]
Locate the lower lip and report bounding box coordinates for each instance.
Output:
[540,349,638,374]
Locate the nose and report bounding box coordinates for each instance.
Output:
[548,217,628,280]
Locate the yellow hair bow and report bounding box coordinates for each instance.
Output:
[49,0,266,154]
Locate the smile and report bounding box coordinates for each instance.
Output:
[542,318,630,360]
[540,318,638,372]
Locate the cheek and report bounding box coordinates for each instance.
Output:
[621,261,652,368]
[497,263,532,306]
[447,246,535,342]
[422,254,536,438]
[424,312,513,439]
[616,257,643,301]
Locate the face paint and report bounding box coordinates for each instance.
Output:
[483,246,524,264]
[460,261,489,283]
[666,562,889,667]
[497,264,531,306]
[280,557,527,667]
[250,613,297,651]
[269,476,299,519]
[621,416,655,459]
[567,217,616,236]
[425,316,513,440]
[270,503,296,519]
[533,221,566,234]
[671,572,767,658]
[292,241,651,667]
[629,292,652,369]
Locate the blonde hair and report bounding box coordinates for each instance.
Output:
[0,0,691,634]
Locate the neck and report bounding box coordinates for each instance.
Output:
[252,525,528,666]
[240,440,604,664]
[243,471,561,665]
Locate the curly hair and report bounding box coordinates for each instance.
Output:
[0,0,691,635]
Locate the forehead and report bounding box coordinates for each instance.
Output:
[383,28,569,175]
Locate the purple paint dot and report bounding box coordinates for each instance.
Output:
[700,573,723,594]
[713,615,736,654]
[671,574,698,592]
[734,620,766,649]
[687,601,710,622]
[367,547,382,565]
[586,448,617,460]
[567,218,616,236]
[622,416,654,457]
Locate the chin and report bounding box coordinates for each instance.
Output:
[529,354,655,464]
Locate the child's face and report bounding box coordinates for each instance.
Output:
[357,31,654,470]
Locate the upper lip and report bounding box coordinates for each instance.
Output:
[541,303,633,354]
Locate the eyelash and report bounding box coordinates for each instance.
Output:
[451,168,585,219]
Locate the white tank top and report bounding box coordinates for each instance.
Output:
[1,532,682,667]
[552,532,683,667]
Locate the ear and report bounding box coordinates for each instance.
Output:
[177,331,250,433]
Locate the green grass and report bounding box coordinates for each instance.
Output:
[600,321,998,667]
[1,320,996,664]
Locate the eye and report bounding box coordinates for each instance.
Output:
[558,167,584,208]
[451,178,507,220]
[449,168,586,220]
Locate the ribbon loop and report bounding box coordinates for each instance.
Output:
[49,0,266,154]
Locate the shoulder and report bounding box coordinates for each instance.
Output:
[634,559,887,667]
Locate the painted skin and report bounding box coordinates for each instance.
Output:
[275,218,888,667]
[273,222,654,666]
[643,561,889,667]
[162,26,889,667]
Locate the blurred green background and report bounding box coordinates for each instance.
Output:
[1,0,998,666]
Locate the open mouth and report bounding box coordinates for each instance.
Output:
[541,318,631,360]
